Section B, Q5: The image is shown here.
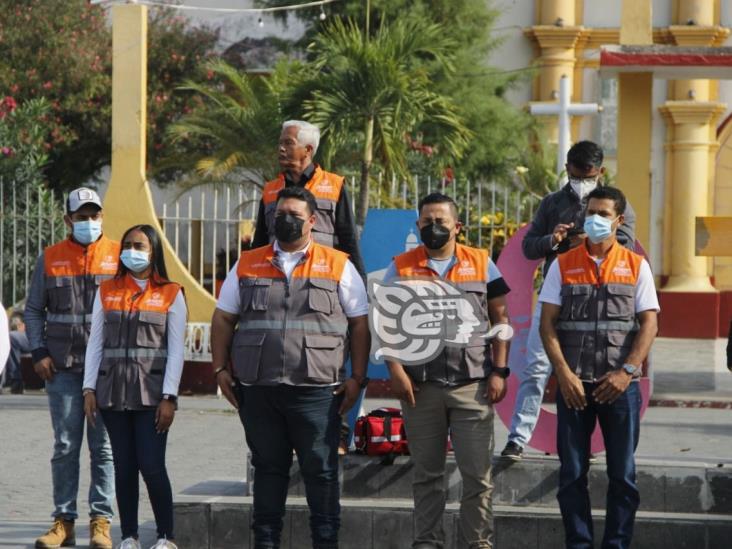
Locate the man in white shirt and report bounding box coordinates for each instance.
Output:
[211,186,370,549]
[539,186,658,549]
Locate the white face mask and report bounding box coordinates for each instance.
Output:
[569,177,599,200]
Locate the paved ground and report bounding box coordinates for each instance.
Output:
[2,337,731,547]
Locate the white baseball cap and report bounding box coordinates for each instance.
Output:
[67,187,102,213]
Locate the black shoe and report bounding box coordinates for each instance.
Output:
[10,381,24,394]
[501,441,524,461]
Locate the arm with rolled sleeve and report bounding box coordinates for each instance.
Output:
[338,260,370,382]
[83,291,104,391]
[162,290,188,396]
[25,253,49,361]
[522,196,556,260]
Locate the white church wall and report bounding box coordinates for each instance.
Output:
[489,0,536,106]
[583,0,622,27]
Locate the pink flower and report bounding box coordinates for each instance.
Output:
[2,147,14,157]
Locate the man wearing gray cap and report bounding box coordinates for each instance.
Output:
[26,188,120,549]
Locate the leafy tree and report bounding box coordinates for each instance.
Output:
[0,0,218,191]
[160,59,287,189]
[0,97,65,305]
[297,17,472,225]
[259,0,536,183]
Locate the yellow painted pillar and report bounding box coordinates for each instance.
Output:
[661,0,728,290]
[103,4,215,321]
[616,0,653,249]
[528,0,583,144]
[659,102,724,291]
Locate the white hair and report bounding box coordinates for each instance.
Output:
[282,120,320,156]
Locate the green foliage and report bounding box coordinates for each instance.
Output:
[297,17,472,224]
[0,97,51,185]
[0,0,218,191]
[161,59,287,188]
[0,96,65,306]
[259,0,537,183]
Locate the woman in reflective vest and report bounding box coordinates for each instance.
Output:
[83,225,186,549]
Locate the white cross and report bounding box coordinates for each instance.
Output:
[530,75,602,182]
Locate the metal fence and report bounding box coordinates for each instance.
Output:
[156,175,539,296]
[1,177,537,363]
[0,180,66,308]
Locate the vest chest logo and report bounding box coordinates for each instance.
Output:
[565,267,585,275]
[250,261,272,269]
[368,278,514,366]
[312,181,334,194]
[51,260,71,267]
[612,260,632,277]
[104,295,123,304]
[144,292,165,308]
[99,256,117,270]
[456,260,476,277]
[311,258,331,273]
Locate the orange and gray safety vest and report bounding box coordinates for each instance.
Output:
[95,275,181,410]
[555,242,642,381]
[43,236,120,370]
[394,244,493,385]
[261,165,344,248]
[233,241,349,385]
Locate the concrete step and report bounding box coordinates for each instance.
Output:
[173,496,732,549]
[237,453,732,515]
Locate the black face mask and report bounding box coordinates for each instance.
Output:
[274,214,305,243]
[420,223,451,250]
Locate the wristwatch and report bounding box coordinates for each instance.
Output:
[351,376,370,389]
[621,363,638,376]
[491,367,511,379]
[162,394,178,404]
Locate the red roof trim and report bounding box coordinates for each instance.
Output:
[601,50,732,67]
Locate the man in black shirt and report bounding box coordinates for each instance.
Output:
[252,120,366,279]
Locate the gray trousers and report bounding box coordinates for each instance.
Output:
[402,380,495,549]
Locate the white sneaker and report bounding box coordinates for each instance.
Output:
[149,538,178,549]
[117,538,142,549]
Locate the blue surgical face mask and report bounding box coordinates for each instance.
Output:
[72,220,102,245]
[120,249,151,273]
[583,214,617,244]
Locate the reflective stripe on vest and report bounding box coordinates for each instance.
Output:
[103,348,169,359]
[556,243,643,380]
[46,313,95,324]
[261,165,344,248]
[233,241,349,386]
[237,319,349,335]
[555,320,639,332]
[95,275,181,411]
[42,236,120,370]
[393,244,492,385]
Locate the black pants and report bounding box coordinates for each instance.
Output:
[239,385,342,549]
[101,409,174,540]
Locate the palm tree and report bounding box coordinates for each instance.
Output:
[300,17,472,225]
[160,59,286,190]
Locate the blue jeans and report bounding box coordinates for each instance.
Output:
[46,371,115,520]
[239,385,342,549]
[508,303,551,447]
[101,410,173,540]
[556,381,641,549]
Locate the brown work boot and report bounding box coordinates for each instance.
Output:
[35,518,75,548]
[89,517,113,549]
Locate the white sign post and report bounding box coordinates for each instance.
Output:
[530,75,602,182]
